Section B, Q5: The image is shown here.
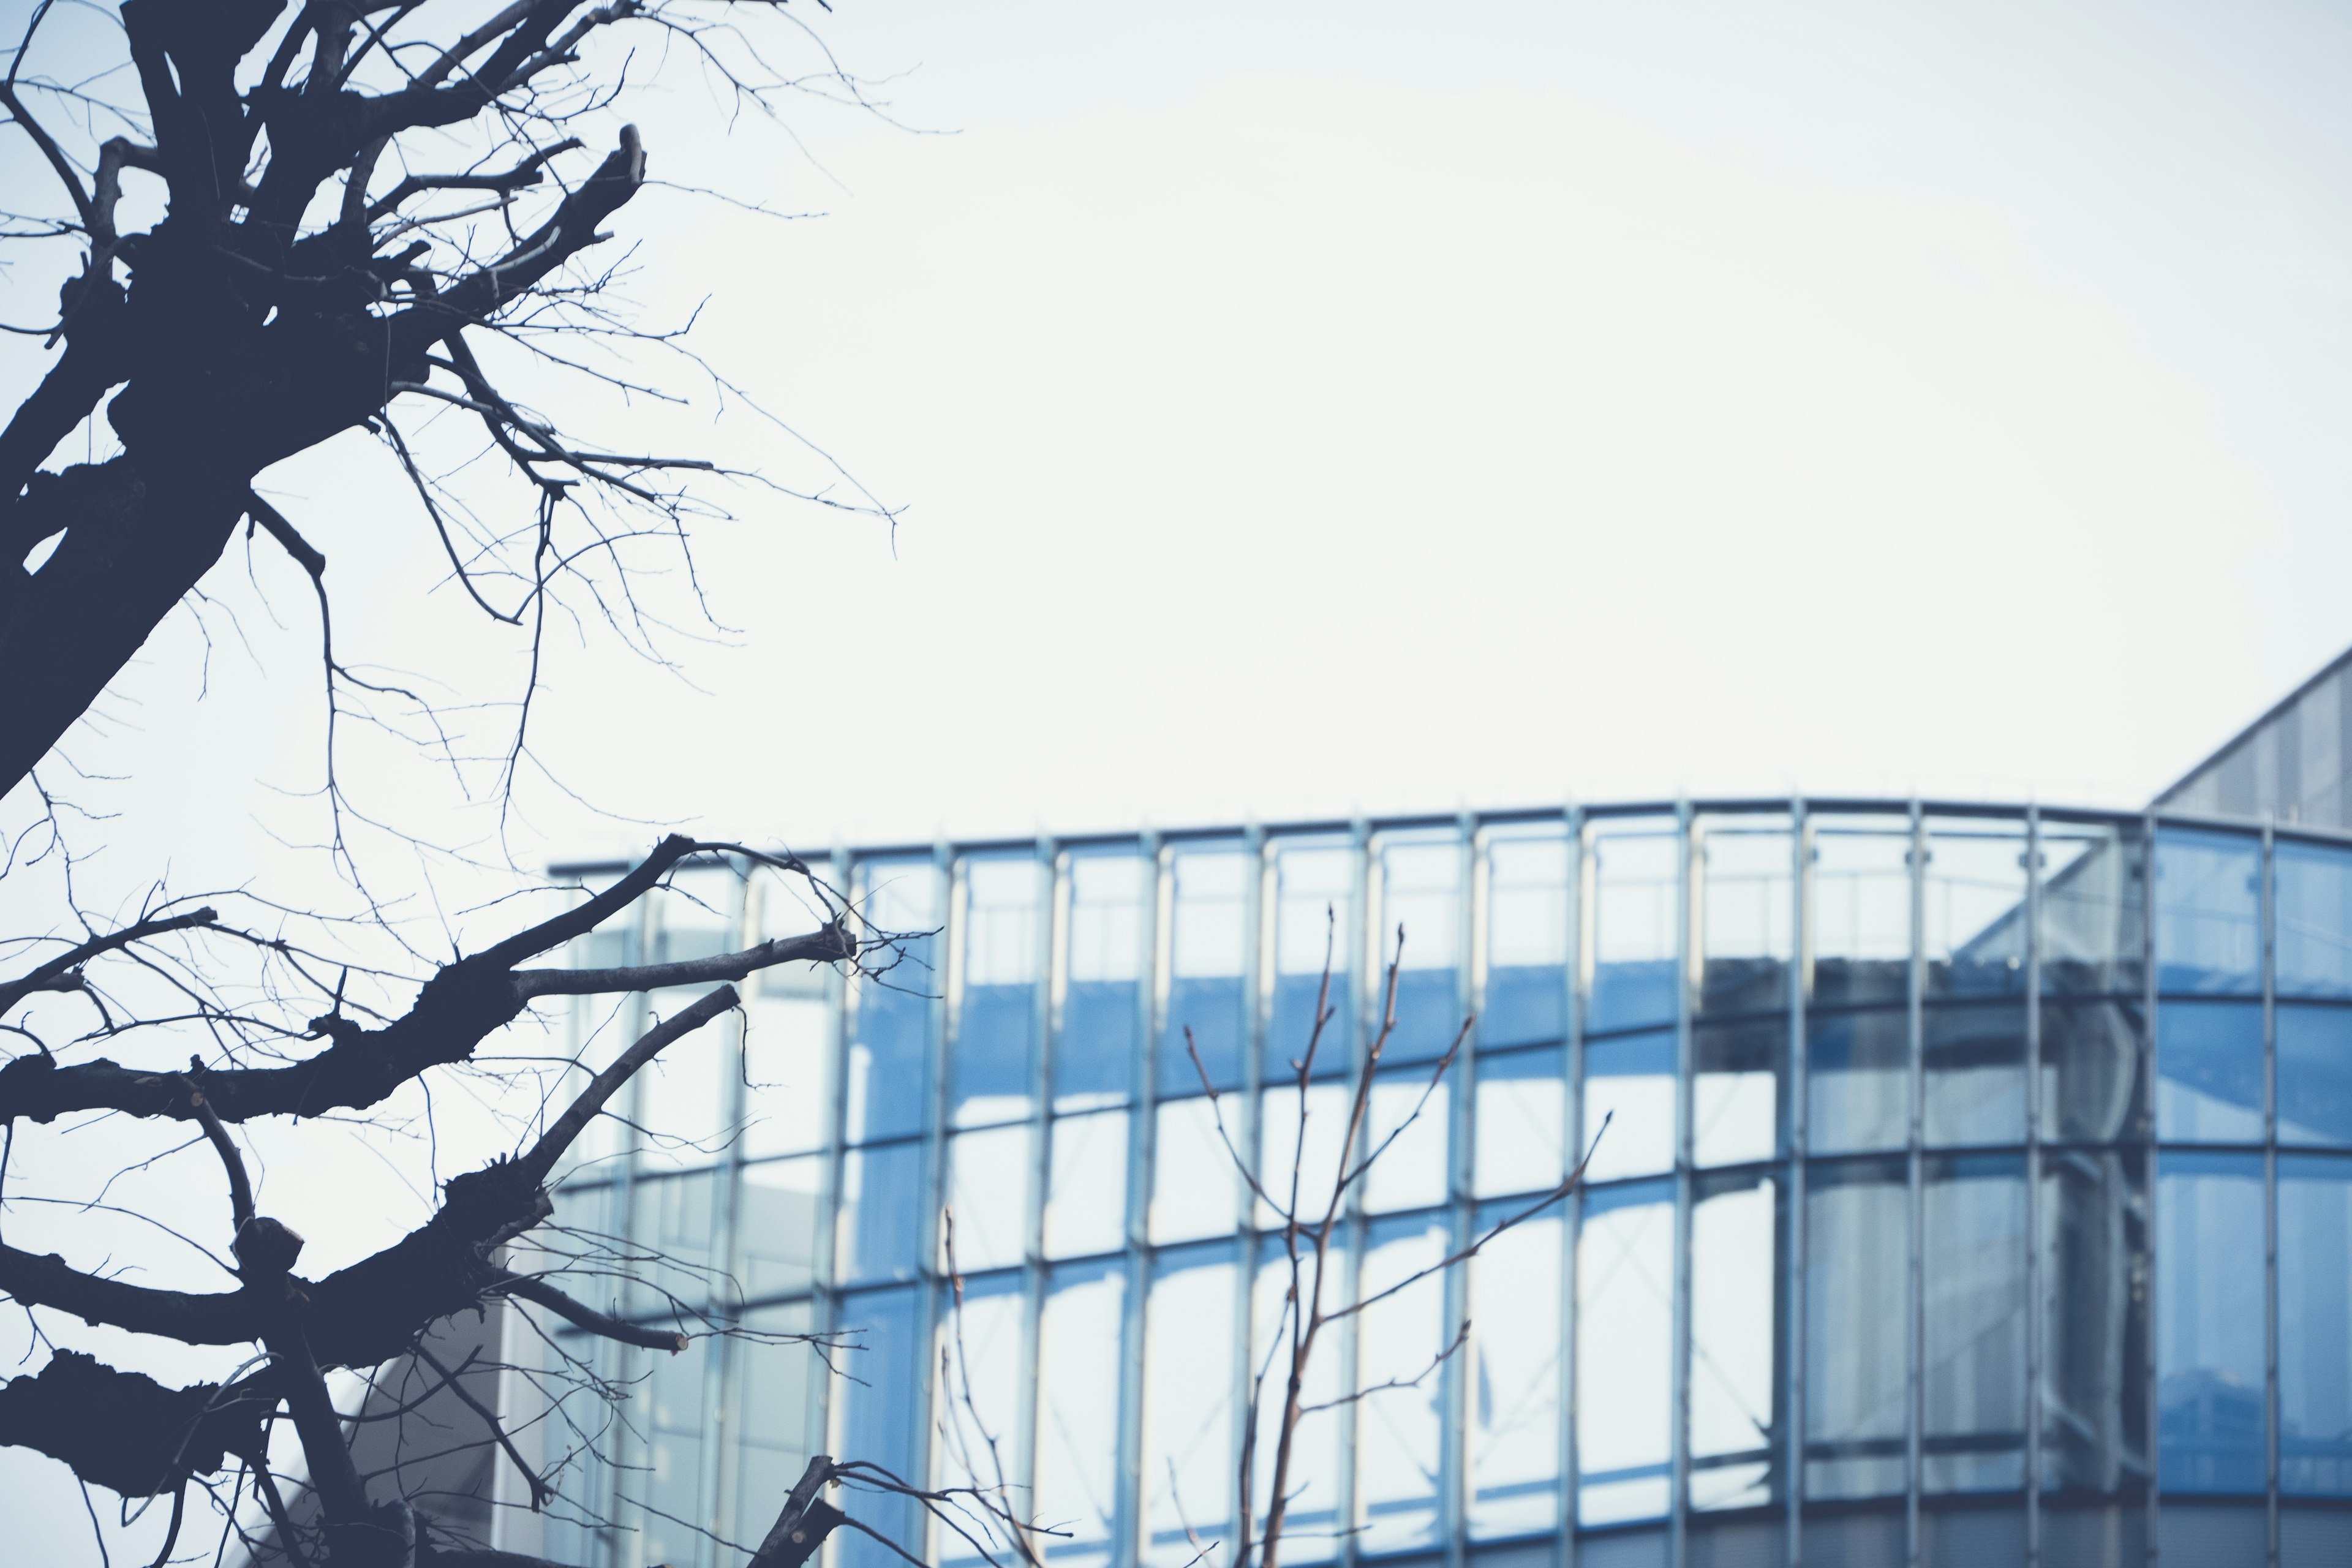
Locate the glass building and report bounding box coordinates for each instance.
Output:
[493,800,2352,1568]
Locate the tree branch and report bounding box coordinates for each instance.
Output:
[491,1272,685,1353]
[513,920,853,998]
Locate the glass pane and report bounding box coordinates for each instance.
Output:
[2281,1004,2352,1148]
[2039,1147,2149,1498]
[1270,839,1356,1082]
[1922,819,2029,1000]
[2278,840,2352,999]
[1693,1018,1779,1169]
[1164,845,1251,1097]
[1061,851,1146,1111]
[1922,1155,2027,1493]
[1038,1259,1129,1566]
[1476,1046,1566,1198]
[1469,1199,1562,1539]
[732,1300,820,1552]
[942,1124,1033,1275]
[2041,999,2147,1145]
[933,1270,1028,1566]
[954,854,1040,1129]
[1813,818,1913,1010]
[1807,1009,1908,1155]
[755,859,839,995]
[1806,1158,1909,1500]
[838,1140,927,1287]
[848,859,938,1144]
[742,994,832,1159]
[1577,1181,1674,1526]
[2280,1155,2352,1497]
[1699,818,1792,1018]
[1689,1174,1777,1511]
[635,1330,711,1568]
[1924,1002,2026,1148]
[1589,820,1681,1035]
[739,1155,824,1302]
[2157,1152,2267,1495]
[834,1285,925,1568]
[628,1168,720,1317]
[1152,1097,1240,1243]
[658,866,741,971]
[1257,1082,1352,1229]
[2155,829,2262,996]
[1378,833,1464,1064]
[1143,1242,1235,1565]
[1485,829,1570,1049]
[2156,1000,2264,1144]
[1365,1070,1450,1214]
[1356,1213,1450,1555]
[1253,1232,1349,1563]
[2041,819,2147,997]
[1046,1107,1129,1260]
[636,1003,733,1172]
[1584,1029,1675,1180]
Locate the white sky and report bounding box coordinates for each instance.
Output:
[9,0,2352,1556]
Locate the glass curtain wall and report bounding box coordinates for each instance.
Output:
[511,804,2352,1568]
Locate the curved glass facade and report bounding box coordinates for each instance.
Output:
[509,802,2352,1568]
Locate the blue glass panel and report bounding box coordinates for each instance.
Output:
[2280,1155,2352,1496]
[838,1139,927,1286]
[1486,830,1569,1047]
[2040,820,2146,997]
[1806,1157,1910,1501]
[1584,1028,1675,1180]
[2155,830,2261,996]
[2158,1152,2267,1495]
[1061,981,1137,1106]
[1688,1171,1777,1512]
[1378,835,1463,1064]
[1475,1045,1566,1197]
[1469,1198,1562,1537]
[1923,1002,2025,1149]
[1807,1008,1909,1155]
[953,856,1039,1128]
[1921,1155,2027,1493]
[1579,1178,1676,1524]
[1699,820,1792,1018]
[2278,840,2352,999]
[1924,821,2029,1000]
[1486,964,1567,1048]
[2156,1001,2263,1144]
[1163,848,1250,1096]
[1037,1258,1129,1566]
[2040,998,2147,1144]
[1164,976,1246,1096]
[1589,823,1680,1034]
[1269,840,1354,1081]
[850,858,938,1144]
[1385,964,1463,1065]
[1812,819,1913,1010]
[835,1285,925,1568]
[2280,1004,2352,1148]
[1143,1242,1236,1565]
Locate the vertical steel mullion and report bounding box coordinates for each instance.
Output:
[1787,801,1811,1568]
[1906,801,1925,1567]
[2025,808,2045,1567]
[1116,833,1161,1568]
[1232,826,1267,1554]
[815,847,851,1568]
[699,863,752,1567]
[1442,813,1477,1568]
[2262,823,2280,1567]
[1670,803,1695,1568]
[916,845,955,1554]
[1335,820,1371,1568]
[606,888,660,1561]
[1562,805,1586,1568]
[1016,840,1057,1517]
[2143,812,2162,1567]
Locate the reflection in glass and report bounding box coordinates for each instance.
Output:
[2155,829,2261,996]
[838,1140,926,1286]
[954,855,1039,1129]
[2155,1001,2263,1144]
[636,1330,710,1568]
[635,1006,731,1172]
[1689,1174,1777,1510]
[1485,830,1569,1048]
[2041,820,2146,997]
[628,1169,718,1316]
[1364,1071,1449,1214]
[1692,1019,1778,1168]
[942,1123,1032,1273]
[1699,819,1791,1017]
[1164,846,1250,1096]
[1378,834,1463,1064]
[1152,1098,1239,1243]
[2040,1000,2144,1144]
[1270,840,1355,1081]
[732,1300,819,1552]
[1476,1047,1566,1197]
[1258,1082,1351,1229]
[1252,1232,1347,1562]
[1577,1181,1674,1525]
[2278,840,2352,999]
[849,859,938,1144]
[1924,820,2027,998]
[1355,1213,1449,1555]
[2040,1147,2149,1498]
[1144,1243,1234,1565]
[2280,1155,2352,1497]
[1807,1009,1907,1155]
[1046,1107,1128,1259]
[1921,1155,2026,1493]
[739,1155,823,1301]
[1584,1030,1675,1180]
[834,1285,924,1568]
[742,994,831,1159]
[2157,1152,2266,1494]
[1061,852,1146,1111]
[1813,819,1913,1009]
[1038,1259,1129,1566]
[1469,1200,1561,1538]
[1806,1158,1909,1500]
[2278,1004,2352,1148]
[1588,821,1680,1034]
[934,1270,1027,1566]
[1923,1002,2025,1148]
